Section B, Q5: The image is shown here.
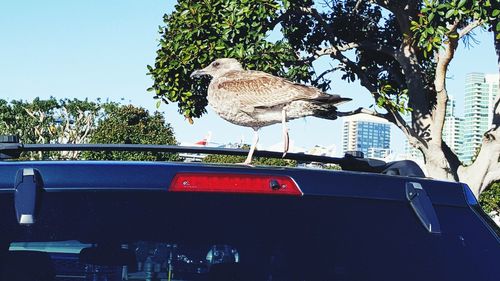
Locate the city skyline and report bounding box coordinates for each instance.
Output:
[403,72,499,164]
[462,73,499,163]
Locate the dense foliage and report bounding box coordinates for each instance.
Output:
[82,104,179,161]
[150,0,499,119]
[0,97,101,145]
[411,0,500,57]
[148,0,313,119]
[0,98,102,159]
[202,144,297,166]
[480,182,500,214]
[203,153,297,166]
[0,99,178,161]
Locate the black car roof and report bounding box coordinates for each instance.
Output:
[0,160,467,207]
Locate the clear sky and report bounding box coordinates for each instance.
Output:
[0,1,498,155]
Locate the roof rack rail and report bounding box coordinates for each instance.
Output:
[0,136,425,177]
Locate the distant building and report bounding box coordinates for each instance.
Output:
[443,95,464,157]
[342,114,391,158]
[367,147,391,159]
[461,73,499,164]
[486,74,499,125]
[307,144,337,157]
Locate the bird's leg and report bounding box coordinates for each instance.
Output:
[243,129,259,165]
[282,107,289,157]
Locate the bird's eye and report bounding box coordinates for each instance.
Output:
[213,62,220,67]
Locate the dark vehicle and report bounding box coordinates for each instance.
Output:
[0,137,498,281]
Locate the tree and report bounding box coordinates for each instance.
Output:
[0,98,102,159]
[147,0,311,120]
[0,99,179,161]
[149,0,500,197]
[82,104,179,161]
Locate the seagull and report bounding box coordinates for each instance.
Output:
[190,58,351,165]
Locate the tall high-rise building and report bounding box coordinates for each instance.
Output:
[342,114,391,158]
[443,95,463,156]
[461,73,499,164]
[486,74,499,125]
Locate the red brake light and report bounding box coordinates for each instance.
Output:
[169,173,302,196]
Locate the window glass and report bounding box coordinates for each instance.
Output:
[9,241,242,281]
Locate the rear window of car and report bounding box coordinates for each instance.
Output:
[2,192,499,281]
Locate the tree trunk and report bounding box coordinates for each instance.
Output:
[458,25,500,197]
[397,26,500,198]
[299,2,500,198]
[417,109,500,198]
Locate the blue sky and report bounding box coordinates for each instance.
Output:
[0,1,498,155]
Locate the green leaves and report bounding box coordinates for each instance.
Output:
[0,98,103,159]
[147,0,308,121]
[0,99,178,161]
[445,9,455,18]
[479,182,500,214]
[410,0,499,58]
[0,98,101,146]
[203,145,297,166]
[376,83,412,114]
[83,105,179,161]
[147,0,499,126]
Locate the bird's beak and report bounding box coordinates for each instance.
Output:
[190,69,206,79]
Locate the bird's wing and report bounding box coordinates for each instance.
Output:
[216,71,327,109]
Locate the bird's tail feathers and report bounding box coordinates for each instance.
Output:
[309,95,350,120]
[312,94,352,106]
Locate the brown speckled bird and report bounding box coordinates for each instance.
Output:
[191,58,350,164]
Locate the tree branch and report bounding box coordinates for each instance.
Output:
[385,108,422,147]
[307,40,397,64]
[264,9,292,32]
[23,108,36,119]
[493,95,500,127]
[312,67,337,84]
[315,47,380,96]
[299,6,335,38]
[314,43,360,58]
[459,19,483,39]
[337,107,387,118]
[458,55,500,196]
[80,114,94,143]
[357,41,398,58]
[299,3,421,147]
[297,5,402,92]
[432,25,459,146]
[354,0,364,13]
[373,0,412,34]
[299,6,398,59]
[459,126,500,197]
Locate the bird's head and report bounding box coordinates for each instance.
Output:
[190,58,243,79]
